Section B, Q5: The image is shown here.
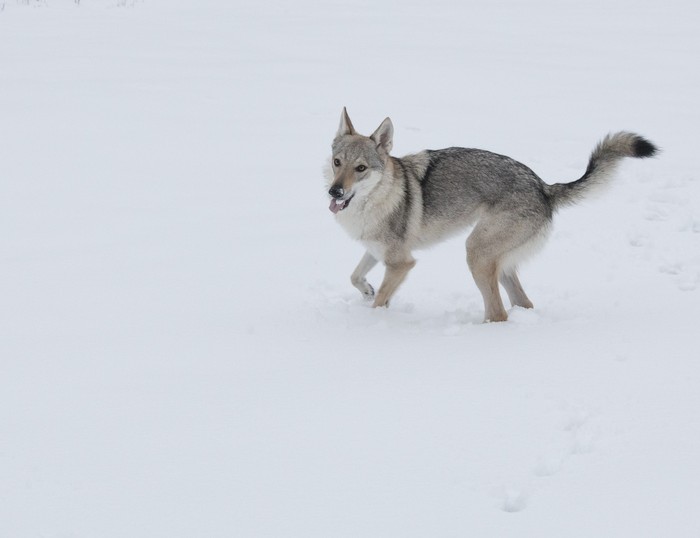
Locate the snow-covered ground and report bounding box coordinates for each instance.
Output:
[1,0,699,536]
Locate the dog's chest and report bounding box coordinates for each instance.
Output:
[335,199,382,241]
[335,206,365,240]
[336,202,387,250]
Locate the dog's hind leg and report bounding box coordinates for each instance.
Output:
[499,270,534,309]
[467,252,508,322]
[372,257,416,308]
[351,251,378,300]
[467,215,528,322]
[467,218,509,322]
[498,221,550,309]
[467,210,549,321]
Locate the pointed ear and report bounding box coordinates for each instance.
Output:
[336,107,356,137]
[370,117,393,154]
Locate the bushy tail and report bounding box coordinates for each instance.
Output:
[546,132,658,209]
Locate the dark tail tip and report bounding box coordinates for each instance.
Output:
[633,136,658,158]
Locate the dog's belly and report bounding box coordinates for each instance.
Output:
[412,210,482,249]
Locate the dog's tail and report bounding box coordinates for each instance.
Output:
[546,132,658,209]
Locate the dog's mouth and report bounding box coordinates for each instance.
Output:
[329,194,354,214]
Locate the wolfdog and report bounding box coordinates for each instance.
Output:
[326,108,657,322]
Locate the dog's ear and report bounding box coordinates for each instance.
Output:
[337,107,356,137]
[370,117,393,154]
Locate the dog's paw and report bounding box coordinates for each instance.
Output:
[484,312,508,323]
[362,283,375,301]
[372,296,390,308]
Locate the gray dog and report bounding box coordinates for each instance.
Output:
[326,108,657,322]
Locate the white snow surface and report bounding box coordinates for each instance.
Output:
[1,0,699,536]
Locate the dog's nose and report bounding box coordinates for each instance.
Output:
[329,185,344,199]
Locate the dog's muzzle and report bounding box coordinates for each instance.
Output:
[329,193,354,214]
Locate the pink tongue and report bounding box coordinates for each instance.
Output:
[329,199,344,214]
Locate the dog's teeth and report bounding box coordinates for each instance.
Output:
[336,199,344,205]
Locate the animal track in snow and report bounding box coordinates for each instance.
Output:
[502,486,528,513]
[627,174,700,293]
[659,263,699,291]
[533,406,595,478]
[498,405,598,513]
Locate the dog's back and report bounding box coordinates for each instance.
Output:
[419,148,553,230]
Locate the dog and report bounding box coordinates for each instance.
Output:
[326,108,657,322]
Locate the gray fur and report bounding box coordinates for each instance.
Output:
[546,131,657,207]
[326,109,658,322]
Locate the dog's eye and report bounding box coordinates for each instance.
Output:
[356,165,367,172]
[333,158,341,167]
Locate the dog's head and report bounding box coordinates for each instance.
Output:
[327,108,393,214]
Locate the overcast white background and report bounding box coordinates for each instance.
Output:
[1,1,699,536]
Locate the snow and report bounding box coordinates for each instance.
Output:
[1,0,699,536]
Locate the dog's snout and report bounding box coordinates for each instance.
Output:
[329,185,345,199]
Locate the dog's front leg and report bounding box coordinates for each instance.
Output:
[351,251,378,300]
[372,258,416,308]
